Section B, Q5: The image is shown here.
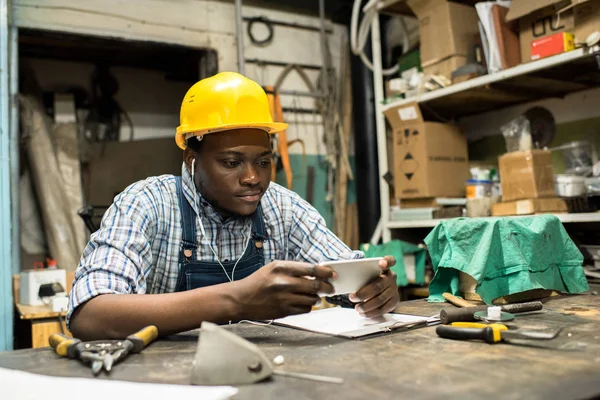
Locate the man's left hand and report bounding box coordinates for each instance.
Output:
[349,256,399,318]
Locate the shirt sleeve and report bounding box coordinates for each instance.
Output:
[67,181,159,327]
[287,195,364,263]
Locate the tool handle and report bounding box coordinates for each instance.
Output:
[501,301,543,314]
[442,292,477,308]
[49,333,80,357]
[440,301,544,324]
[451,322,494,329]
[436,325,497,344]
[440,306,487,324]
[127,325,159,353]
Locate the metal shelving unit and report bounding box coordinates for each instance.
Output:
[367,1,600,244]
[382,46,600,119]
[388,212,600,229]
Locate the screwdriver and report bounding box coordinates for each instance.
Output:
[436,322,561,344]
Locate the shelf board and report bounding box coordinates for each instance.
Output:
[387,212,600,229]
[382,46,600,120]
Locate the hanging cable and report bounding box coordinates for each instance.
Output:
[247,16,274,46]
[84,65,134,142]
[350,0,411,76]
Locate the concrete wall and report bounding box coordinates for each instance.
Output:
[460,87,600,144]
[22,57,189,141]
[15,0,354,227]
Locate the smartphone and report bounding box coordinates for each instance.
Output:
[318,257,384,295]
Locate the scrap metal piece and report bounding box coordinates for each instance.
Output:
[191,322,274,385]
[502,327,563,341]
[474,310,515,323]
[273,370,343,384]
[192,322,345,386]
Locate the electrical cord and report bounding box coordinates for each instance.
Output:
[247,16,274,46]
[351,0,408,76]
[38,285,68,334]
[85,65,134,142]
[237,320,275,326]
[58,312,66,334]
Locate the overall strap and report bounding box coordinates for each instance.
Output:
[251,204,267,248]
[175,176,197,261]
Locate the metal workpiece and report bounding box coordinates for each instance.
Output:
[192,322,343,386]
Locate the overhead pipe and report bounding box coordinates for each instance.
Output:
[350,27,380,244]
[234,0,245,74]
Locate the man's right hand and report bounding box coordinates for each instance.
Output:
[234,261,336,320]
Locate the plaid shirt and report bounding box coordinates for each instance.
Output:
[68,163,363,324]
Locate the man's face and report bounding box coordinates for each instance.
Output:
[185,128,272,217]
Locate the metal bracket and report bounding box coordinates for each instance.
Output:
[191,322,274,386]
[191,322,344,386]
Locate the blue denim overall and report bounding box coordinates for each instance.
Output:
[174,177,266,291]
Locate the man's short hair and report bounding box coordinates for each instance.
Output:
[186,136,202,151]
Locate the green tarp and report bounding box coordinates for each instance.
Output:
[425,215,589,304]
[360,240,426,287]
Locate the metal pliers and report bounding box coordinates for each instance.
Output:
[49,326,158,375]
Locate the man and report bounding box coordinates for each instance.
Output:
[68,72,399,340]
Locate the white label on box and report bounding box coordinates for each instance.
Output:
[398,106,418,121]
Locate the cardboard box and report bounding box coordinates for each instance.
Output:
[422,55,467,81]
[466,197,500,218]
[400,197,467,208]
[498,150,556,202]
[490,4,522,70]
[492,197,568,216]
[400,198,440,209]
[506,0,600,62]
[531,32,575,60]
[384,102,469,199]
[406,0,480,66]
[573,0,600,41]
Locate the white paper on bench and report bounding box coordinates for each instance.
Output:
[274,307,435,338]
[0,367,238,400]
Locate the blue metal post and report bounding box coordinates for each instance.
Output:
[9,5,18,279]
[0,0,15,352]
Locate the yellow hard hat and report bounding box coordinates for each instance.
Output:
[175,71,288,150]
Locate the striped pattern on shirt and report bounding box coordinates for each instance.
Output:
[67,163,363,324]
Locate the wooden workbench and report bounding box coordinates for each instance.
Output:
[14,304,71,348]
[1,295,600,399]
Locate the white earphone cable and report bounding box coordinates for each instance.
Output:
[191,159,252,282]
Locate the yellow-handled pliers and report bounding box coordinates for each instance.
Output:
[49,325,158,375]
[436,322,561,344]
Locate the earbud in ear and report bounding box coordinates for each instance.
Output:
[191,158,196,181]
